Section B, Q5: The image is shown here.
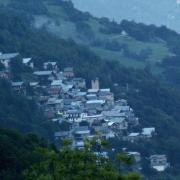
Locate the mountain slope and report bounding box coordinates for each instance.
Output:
[1,0,180,178]
[0,79,55,138]
[40,0,171,72]
[0,0,176,73]
[0,128,48,179]
[72,0,180,32]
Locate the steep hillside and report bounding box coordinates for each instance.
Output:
[0,0,172,72]
[0,128,48,179]
[40,0,172,72]
[1,0,180,178]
[0,79,56,139]
[0,129,139,180]
[72,0,180,32]
[42,0,180,84]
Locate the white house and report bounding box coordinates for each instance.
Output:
[150,155,169,172]
[142,127,155,138]
[23,58,34,68]
[0,52,19,68]
[127,133,140,142]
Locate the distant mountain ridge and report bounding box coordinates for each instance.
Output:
[72,0,180,32]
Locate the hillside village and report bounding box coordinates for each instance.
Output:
[0,52,170,173]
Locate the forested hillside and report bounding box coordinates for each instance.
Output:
[0,128,48,179]
[0,128,140,179]
[0,0,173,72]
[72,0,180,32]
[0,79,56,138]
[1,0,180,179]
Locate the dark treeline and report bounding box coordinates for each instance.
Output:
[0,79,57,139]
[0,128,140,180]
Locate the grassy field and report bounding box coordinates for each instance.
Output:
[45,3,68,19]
[92,46,165,74]
[92,47,146,68]
[0,0,171,73]
[87,16,170,65]
[34,1,172,72]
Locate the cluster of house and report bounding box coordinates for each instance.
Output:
[121,151,169,172]
[0,52,170,172]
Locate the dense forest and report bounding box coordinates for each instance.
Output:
[0,79,57,139]
[72,0,180,33]
[1,0,180,179]
[0,128,140,180]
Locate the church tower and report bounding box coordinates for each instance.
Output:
[91,78,100,90]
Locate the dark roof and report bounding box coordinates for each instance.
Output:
[54,131,69,137]
[64,67,73,72]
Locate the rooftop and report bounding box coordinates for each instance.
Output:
[86,100,105,105]
[75,141,84,147]
[88,89,99,93]
[99,89,110,92]
[29,82,39,86]
[142,127,155,135]
[0,53,19,60]
[83,114,103,119]
[51,80,62,86]
[75,92,87,97]
[64,67,73,72]
[75,126,90,134]
[61,84,73,92]
[44,62,57,66]
[150,155,167,159]
[12,82,24,86]
[108,121,115,126]
[47,98,63,105]
[33,71,52,76]
[128,133,140,137]
[128,152,140,156]
[102,111,126,117]
[23,58,32,64]
[66,109,82,114]
[94,152,108,158]
[86,94,97,100]
[87,94,97,97]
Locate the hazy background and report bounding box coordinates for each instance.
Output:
[72,0,180,32]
